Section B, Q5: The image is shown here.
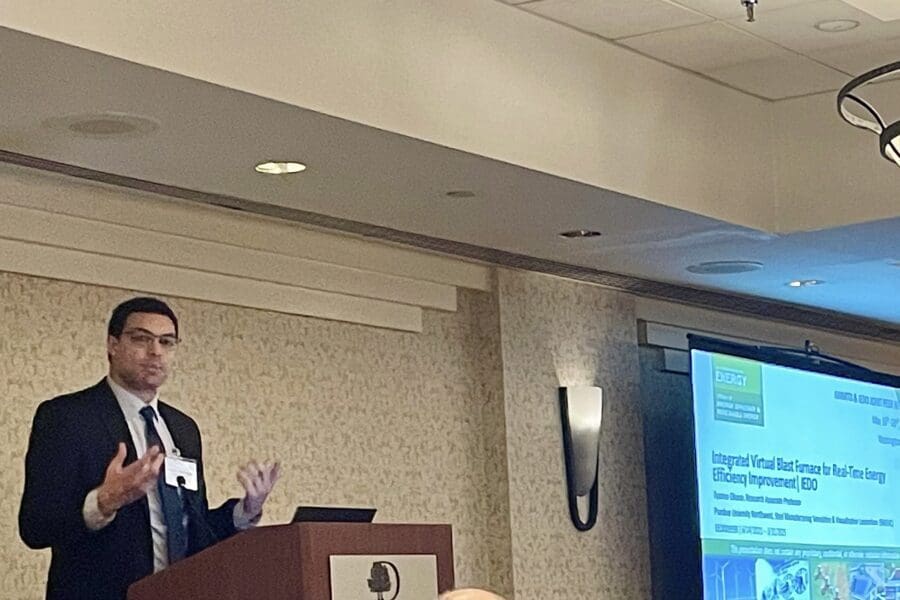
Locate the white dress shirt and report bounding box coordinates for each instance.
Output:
[82,377,258,572]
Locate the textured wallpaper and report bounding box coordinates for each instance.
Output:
[0,271,512,599]
[3,266,659,600]
[496,269,652,600]
[3,250,891,600]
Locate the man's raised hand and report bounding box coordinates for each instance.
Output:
[97,443,164,517]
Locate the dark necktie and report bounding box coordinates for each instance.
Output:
[139,405,188,564]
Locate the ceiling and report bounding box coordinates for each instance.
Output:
[0,25,897,332]
[500,0,900,100]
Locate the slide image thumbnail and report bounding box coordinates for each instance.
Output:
[812,561,897,600]
[703,556,810,600]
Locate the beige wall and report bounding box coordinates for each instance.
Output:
[1,175,897,599]
[2,264,657,600]
[4,267,900,599]
[0,270,649,600]
[497,270,651,599]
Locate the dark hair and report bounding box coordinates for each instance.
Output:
[108,297,179,338]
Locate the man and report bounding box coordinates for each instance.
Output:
[19,297,280,600]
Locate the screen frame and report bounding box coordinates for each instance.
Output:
[688,335,900,389]
[643,334,900,600]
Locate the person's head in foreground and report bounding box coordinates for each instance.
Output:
[438,588,507,600]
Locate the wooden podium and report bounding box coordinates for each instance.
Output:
[127,523,454,599]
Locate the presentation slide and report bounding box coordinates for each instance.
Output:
[692,349,900,600]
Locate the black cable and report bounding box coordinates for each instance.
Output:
[754,341,879,373]
[176,476,220,555]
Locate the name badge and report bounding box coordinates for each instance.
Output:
[164,455,199,491]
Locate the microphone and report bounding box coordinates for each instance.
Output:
[176,476,219,552]
[176,476,188,510]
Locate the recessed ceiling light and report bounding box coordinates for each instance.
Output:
[254,161,307,175]
[686,261,763,275]
[43,113,159,138]
[445,190,476,198]
[814,19,860,33]
[787,279,824,288]
[559,229,602,239]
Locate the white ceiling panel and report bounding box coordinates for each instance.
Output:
[500,0,900,99]
[842,0,900,22]
[3,25,899,326]
[704,52,849,98]
[729,0,900,52]
[811,36,900,75]
[620,21,786,71]
[671,0,818,20]
[520,0,711,39]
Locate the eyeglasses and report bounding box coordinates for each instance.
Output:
[121,328,181,351]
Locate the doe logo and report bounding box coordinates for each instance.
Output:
[712,354,763,426]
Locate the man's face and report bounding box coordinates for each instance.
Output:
[107,312,178,396]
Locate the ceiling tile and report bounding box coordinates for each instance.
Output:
[619,22,786,71]
[729,0,900,53]
[842,0,900,22]
[520,0,711,39]
[671,0,818,20]
[811,36,900,75]
[704,52,849,98]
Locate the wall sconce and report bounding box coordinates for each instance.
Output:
[559,386,602,531]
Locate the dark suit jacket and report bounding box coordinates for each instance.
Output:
[19,379,240,600]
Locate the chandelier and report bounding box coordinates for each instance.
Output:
[837,60,900,167]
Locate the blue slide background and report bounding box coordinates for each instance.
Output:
[692,350,900,549]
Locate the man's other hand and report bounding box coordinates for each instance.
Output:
[237,460,281,518]
[97,443,164,516]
